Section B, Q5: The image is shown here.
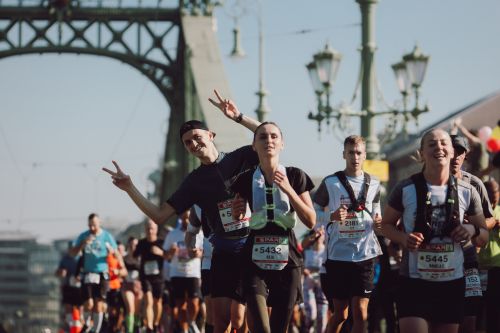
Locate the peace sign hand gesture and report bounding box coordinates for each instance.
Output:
[102,161,133,192]
[208,89,241,121]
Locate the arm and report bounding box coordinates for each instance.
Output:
[103,161,175,224]
[381,205,424,251]
[454,118,481,144]
[208,89,261,132]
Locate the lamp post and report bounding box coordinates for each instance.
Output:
[306,0,430,159]
[227,0,270,122]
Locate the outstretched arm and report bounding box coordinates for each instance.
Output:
[208,89,261,132]
[102,161,175,224]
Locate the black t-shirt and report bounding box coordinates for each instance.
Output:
[231,166,315,268]
[167,145,258,238]
[134,238,164,280]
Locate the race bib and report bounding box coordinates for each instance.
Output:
[338,211,365,239]
[218,199,250,232]
[417,243,455,281]
[69,276,81,288]
[252,235,289,270]
[144,260,160,276]
[465,268,482,297]
[126,270,139,282]
[84,272,100,284]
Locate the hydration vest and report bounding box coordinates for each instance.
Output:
[410,172,460,242]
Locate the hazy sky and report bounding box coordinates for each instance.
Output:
[1,0,499,242]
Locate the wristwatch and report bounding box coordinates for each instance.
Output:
[235,113,244,123]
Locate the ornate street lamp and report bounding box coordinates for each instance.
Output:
[306,0,430,159]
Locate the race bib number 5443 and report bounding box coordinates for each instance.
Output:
[218,199,249,232]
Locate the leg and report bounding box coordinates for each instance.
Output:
[399,317,428,333]
[327,299,349,333]
[350,296,369,333]
[246,293,270,333]
[211,297,232,333]
[144,291,155,330]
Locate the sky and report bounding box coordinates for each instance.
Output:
[0,0,499,243]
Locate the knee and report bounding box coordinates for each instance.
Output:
[332,310,348,324]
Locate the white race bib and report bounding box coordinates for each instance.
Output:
[465,268,482,297]
[126,270,139,282]
[417,243,455,281]
[338,211,365,239]
[84,272,100,284]
[218,199,250,232]
[69,276,81,288]
[144,260,160,276]
[252,235,289,270]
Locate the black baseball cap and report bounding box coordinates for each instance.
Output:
[450,134,470,153]
[179,120,215,140]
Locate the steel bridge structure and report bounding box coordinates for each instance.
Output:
[0,0,248,207]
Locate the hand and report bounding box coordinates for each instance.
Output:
[450,224,473,243]
[454,117,463,128]
[208,89,241,121]
[406,232,424,251]
[330,205,348,222]
[83,234,95,246]
[150,245,164,257]
[231,193,247,221]
[273,170,293,195]
[102,161,133,192]
[189,248,202,259]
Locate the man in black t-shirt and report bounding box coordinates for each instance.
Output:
[103,90,261,333]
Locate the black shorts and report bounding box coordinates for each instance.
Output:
[243,264,302,309]
[141,278,164,299]
[107,289,124,308]
[162,280,175,308]
[171,277,201,300]
[325,258,375,299]
[210,250,244,303]
[62,285,83,306]
[82,272,109,301]
[201,269,211,297]
[396,277,465,324]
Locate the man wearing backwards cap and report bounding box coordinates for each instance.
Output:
[450,134,493,333]
[103,89,260,333]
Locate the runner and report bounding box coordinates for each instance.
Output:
[55,242,84,333]
[230,121,316,333]
[301,226,328,333]
[106,243,127,333]
[313,135,383,333]
[381,129,488,333]
[134,220,166,333]
[71,213,118,333]
[122,237,143,333]
[163,208,204,333]
[449,134,493,333]
[103,90,260,333]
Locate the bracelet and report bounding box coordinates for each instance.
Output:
[472,224,481,238]
[235,113,244,123]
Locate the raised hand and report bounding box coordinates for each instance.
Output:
[102,161,133,191]
[208,89,241,120]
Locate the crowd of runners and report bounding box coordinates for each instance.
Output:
[55,90,500,333]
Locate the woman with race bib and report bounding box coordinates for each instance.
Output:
[230,121,316,333]
[381,129,488,333]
